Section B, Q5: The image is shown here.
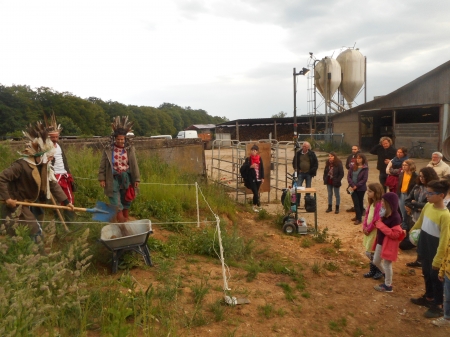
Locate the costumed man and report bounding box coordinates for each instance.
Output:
[98,116,140,223]
[0,122,74,240]
[46,113,76,221]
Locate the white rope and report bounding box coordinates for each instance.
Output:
[73,176,196,186]
[196,184,232,294]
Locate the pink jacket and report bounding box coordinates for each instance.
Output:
[374,221,406,262]
[362,201,382,233]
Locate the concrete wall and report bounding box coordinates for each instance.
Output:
[394,123,439,158]
[331,113,359,146]
[5,137,206,175]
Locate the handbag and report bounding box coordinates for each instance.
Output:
[385,174,399,191]
[125,184,136,202]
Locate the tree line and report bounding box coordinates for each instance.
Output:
[0,84,228,138]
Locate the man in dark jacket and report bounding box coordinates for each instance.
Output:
[370,137,397,192]
[292,141,318,195]
[346,145,360,170]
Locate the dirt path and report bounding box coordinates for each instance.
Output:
[126,149,447,336]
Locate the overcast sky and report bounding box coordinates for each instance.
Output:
[1,0,449,121]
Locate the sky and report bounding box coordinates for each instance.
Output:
[1,0,449,121]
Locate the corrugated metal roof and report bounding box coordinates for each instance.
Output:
[215,115,329,127]
[186,124,216,130]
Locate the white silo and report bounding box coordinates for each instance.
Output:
[336,49,365,108]
[314,57,341,102]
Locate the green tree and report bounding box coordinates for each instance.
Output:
[272,111,288,118]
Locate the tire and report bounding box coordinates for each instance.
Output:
[282,219,297,235]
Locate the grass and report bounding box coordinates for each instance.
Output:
[0,145,317,336]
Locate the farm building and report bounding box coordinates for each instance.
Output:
[331,60,450,158]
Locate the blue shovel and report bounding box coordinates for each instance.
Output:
[1,200,117,223]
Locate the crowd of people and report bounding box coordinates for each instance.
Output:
[290,137,450,326]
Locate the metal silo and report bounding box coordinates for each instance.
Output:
[336,49,365,108]
[314,57,341,102]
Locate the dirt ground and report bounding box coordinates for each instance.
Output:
[126,149,448,336]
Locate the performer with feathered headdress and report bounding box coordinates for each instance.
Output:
[0,122,75,240]
[98,116,140,222]
[45,112,76,221]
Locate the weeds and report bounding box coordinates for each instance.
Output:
[329,317,347,332]
[257,208,270,220]
[311,261,321,274]
[277,282,297,301]
[300,237,313,248]
[313,227,329,243]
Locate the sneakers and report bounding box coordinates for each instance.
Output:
[432,317,450,327]
[374,283,393,292]
[406,260,422,268]
[410,295,433,308]
[373,271,384,280]
[252,206,259,212]
[424,306,444,319]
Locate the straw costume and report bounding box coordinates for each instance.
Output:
[0,122,73,239]
[98,116,140,222]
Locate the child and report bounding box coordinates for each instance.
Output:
[362,183,384,279]
[240,144,265,212]
[372,192,405,292]
[410,180,450,319]
[433,237,450,326]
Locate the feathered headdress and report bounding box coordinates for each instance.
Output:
[44,112,63,135]
[111,116,134,137]
[20,121,55,158]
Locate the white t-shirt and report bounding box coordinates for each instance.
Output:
[53,143,67,174]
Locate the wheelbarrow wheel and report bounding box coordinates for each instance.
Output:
[282,219,297,235]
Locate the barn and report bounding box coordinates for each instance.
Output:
[331,60,450,158]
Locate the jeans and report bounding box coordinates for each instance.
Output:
[298,173,312,197]
[326,184,340,206]
[373,244,393,286]
[444,275,450,319]
[351,190,366,221]
[399,192,407,229]
[379,172,388,193]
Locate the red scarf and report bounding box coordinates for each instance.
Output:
[250,155,260,166]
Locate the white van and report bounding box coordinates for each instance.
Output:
[150,135,172,139]
[176,130,198,139]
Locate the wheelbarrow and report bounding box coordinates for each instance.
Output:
[99,219,153,274]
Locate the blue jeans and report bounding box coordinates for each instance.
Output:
[298,173,312,188]
[297,172,312,198]
[326,184,340,206]
[444,275,450,319]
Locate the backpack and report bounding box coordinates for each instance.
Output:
[304,195,316,213]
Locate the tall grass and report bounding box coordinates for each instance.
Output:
[0,144,250,335]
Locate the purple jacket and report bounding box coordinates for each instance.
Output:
[347,164,368,191]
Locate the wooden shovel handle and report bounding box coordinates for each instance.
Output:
[50,195,70,232]
[1,200,87,212]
